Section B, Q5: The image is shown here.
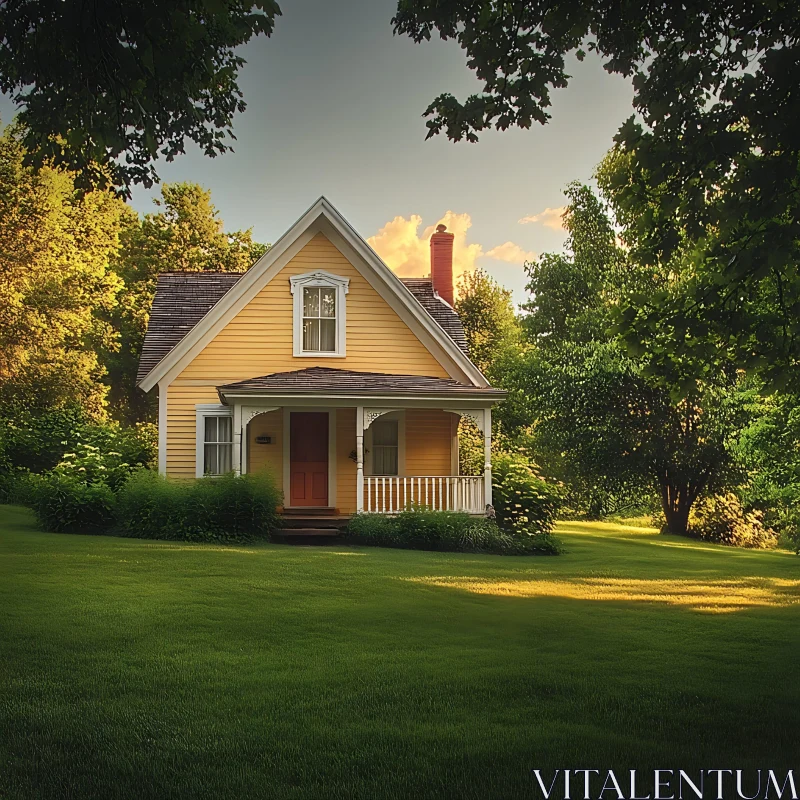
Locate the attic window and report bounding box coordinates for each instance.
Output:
[290,271,350,357]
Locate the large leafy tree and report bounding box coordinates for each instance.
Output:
[105,183,268,422]
[394,1,800,385]
[0,0,281,194]
[0,126,126,415]
[518,182,749,532]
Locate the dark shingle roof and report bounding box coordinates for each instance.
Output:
[136,272,243,384]
[218,367,504,398]
[401,278,468,354]
[137,273,471,385]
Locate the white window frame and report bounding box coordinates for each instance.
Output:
[289,270,350,357]
[195,404,234,478]
[365,411,406,476]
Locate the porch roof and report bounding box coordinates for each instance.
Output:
[217,367,506,401]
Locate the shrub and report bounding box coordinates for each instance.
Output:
[346,509,562,555]
[687,493,778,549]
[31,473,116,533]
[0,405,156,477]
[115,470,281,543]
[0,470,38,505]
[491,451,562,535]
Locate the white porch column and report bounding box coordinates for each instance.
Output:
[356,405,365,512]
[483,407,492,508]
[233,403,243,476]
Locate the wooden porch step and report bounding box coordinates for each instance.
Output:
[279,515,349,530]
[281,506,340,517]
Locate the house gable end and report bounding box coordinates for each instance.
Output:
[138,197,486,392]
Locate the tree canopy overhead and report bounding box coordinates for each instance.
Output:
[0,0,281,194]
[394,0,800,386]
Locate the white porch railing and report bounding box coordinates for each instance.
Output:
[364,476,485,514]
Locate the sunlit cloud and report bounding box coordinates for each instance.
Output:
[367,211,483,283]
[485,241,537,264]
[519,206,568,231]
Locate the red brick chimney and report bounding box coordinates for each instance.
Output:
[429,223,455,306]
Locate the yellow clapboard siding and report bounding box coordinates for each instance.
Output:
[405,410,454,476]
[247,410,284,498]
[166,385,219,477]
[336,408,357,514]
[176,233,448,382]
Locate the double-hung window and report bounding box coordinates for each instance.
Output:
[303,286,336,352]
[196,406,233,477]
[290,271,349,357]
[370,420,399,476]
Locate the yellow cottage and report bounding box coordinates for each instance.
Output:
[137,198,504,521]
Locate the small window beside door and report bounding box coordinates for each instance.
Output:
[202,415,232,475]
[370,419,399,476]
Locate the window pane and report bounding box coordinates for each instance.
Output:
[372,420,398,446]
[204,444,218,475]
[217,416,232,443]
[373,446,398,475]
[320,288,336,318]
[319,318,336,352]
[303,318,320,351]
[204,416,218,443]
[218,444,232,474]
[303,287,319,316]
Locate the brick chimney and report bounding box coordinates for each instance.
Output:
[429,223,455,306]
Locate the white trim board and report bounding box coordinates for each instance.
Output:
[138,197,488,392]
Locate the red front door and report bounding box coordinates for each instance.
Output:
[290,412,329,507]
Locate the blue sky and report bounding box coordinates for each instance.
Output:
[1,0,634,304]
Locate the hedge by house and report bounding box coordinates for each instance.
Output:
[346,509,562,555]
[115,470,281,543]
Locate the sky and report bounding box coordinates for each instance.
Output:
[1,0,634,305]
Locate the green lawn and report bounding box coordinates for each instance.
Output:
[1,505,798,800]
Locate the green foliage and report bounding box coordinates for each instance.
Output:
[346,509,562,555]
[0,126,127,415]
[394,1,800,386]
[104,182,268,422]
[455,269,523,378]
[0,406,156,479]
[687,494,778,550]
[0,1,281,194]
[115,470,281,543]
[730,393,800,552]
[0,470,38,506]
[514,182,753,535]
[491,452,562,536]
[31,473,116,533]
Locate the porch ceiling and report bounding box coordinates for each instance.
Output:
[217,366,505,402]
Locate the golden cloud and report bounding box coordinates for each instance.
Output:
[519,206,568,231]
[485,241,537,264]
[367,211,483,282]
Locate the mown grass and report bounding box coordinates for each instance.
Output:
[1,507,798,799]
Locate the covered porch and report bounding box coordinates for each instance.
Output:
[216,367,504,516]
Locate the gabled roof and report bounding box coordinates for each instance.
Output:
[400,279,468,353]
[137,196,487,391]
[218,367,504,400]
[137,273,469,386]
[136,272,243,384]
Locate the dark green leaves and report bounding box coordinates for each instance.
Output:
[0,0,282,195]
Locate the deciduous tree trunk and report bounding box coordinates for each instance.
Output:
[659,479,695,536]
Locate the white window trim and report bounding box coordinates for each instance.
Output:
[365,411,406,476]
[195,404,234,478]
[289,270,350,357]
